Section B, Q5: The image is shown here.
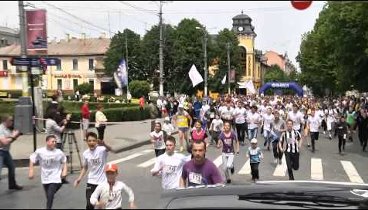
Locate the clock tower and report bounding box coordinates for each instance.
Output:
[232,11,257,86]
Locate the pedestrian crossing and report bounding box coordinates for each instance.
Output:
[108,148,366,184]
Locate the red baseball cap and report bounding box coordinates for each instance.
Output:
[105,163,118,173]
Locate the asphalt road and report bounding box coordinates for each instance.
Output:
[1,131,367,209]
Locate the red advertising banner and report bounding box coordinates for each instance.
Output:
[25,9,47,54]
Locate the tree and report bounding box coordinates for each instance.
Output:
[104,29,145,81]
[264,65,287,83]
[76,83,93,95]
[129,80,150,98]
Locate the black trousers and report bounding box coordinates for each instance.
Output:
[0,150,17,189]
[43,183,62,209]
[235,123,246,143]
[338,135,346,153]
[285,152,299,180]
[310,132,319,151]
[154,149,166,157]
[272,141,283,160]
[96,126,106,140]
[250,163,260,180]
[86,183,98,209]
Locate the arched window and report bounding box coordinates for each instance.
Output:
[239,46,247,76]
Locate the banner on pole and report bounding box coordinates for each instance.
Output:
[26,9,47,54]
[230,69,236,83]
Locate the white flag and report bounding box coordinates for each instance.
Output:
[188,64,203,87]
[221,75,227,85]
[245,80,256,94]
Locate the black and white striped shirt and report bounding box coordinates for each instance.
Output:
[280,130,302,153]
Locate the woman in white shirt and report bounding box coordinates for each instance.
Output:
[95,104,108,141]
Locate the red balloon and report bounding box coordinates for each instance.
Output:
[291,1,312,10]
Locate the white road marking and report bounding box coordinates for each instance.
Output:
[107,149,152,165]
[213,155,222,167]
[273,154,287,177]
[238,159,250,175]
[341,161,364,184]
[311,158,323,180]
[138,157,157,168]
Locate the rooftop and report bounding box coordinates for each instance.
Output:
[0,26,19,35]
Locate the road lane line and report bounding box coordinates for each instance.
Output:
[340,161,364,184]
[311,158,323,180]
[108,149,152,165]
[138,157,157,168]
[213,155,222,167]
[273,154,287,177]
[238,159,250,175]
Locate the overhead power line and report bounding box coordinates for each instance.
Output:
[119,1,157,15]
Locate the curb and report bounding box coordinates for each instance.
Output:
[13,139,152,168]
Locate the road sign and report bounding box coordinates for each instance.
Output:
[10,57,61,67]
[45,58,60,66]
[31,68,41,75]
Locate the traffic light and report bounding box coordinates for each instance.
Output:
[39,57,47,74]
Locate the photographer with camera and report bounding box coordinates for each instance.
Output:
[0,115,23,190]
[45,109,68,150]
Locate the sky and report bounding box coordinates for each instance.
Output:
[0,1,326,70]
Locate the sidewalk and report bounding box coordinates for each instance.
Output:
[10,118,162,167]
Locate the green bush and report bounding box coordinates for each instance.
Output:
[129,80,150,98]
[76,83,93,95]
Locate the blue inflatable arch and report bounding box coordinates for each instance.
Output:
[259,82,303,97]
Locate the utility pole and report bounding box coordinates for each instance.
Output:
[227,42,231,95]
[125,32,130,100]
[204,32,208,97]
[159,1,164,96]
[19,0,28,96]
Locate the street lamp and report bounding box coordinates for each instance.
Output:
[196,26,208,98]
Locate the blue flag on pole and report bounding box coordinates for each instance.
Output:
[114,59,128,88]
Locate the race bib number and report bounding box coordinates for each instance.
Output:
[164,165,176,174]
[156,140,163,148]
[188,172,203,185]
[224,138,232,145]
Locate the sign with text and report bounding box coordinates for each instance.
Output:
[26,9,47,54]
[0,71,8,77]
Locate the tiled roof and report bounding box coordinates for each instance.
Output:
[0,37,111,56]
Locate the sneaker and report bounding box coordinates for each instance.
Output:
[307,143,311,147]
[323,131,326,135]
[230,167,235,174]
[9,185,23,190]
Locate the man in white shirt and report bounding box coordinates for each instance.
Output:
[287,104,305,135]
[90,163,136,209]
[247,105,261,141]
[233,101,247,146]
[151,136,189,190]
[74,132,114,209]
[305,108,321,153]
[262,107,275,150]
[29,135,68,209]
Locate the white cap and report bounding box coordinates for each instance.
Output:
[164,117,170,121]
[250,138,257,144]
[178,104,184,108]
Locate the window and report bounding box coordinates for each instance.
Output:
[73,79,78,90]
[57,79,62,90]
[2,60,8,70]
[56,60,62,71]
[89,79,94,89]
[72,58,78,70]
[89,59,94,70]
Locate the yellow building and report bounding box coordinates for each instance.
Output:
[232,11,268,93]
[0,36,111,96]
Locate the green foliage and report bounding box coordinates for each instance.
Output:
[129,80,150,98]
[297,2,368,96]
[76,83,93,95]
[264,65,288,83]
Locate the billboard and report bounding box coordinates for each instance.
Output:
[25,9,47,54]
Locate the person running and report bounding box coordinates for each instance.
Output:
[287,104,305,144]
[345,107,356,142]
[151,136,188,190]
[28,135,67,209]
[233,101,247,146]
[162,117,176,136]
[180,140,223,187]
[271,110,285,165]
[246,105,261,141]
[278,119,303,180]
[172,104,192,152]
[325,106,337,140]
[90,163,136,209]
[189,120,209,150]
[150,122,167,157]
[95,104,108,141]
[247,138,263,182]
[305,108,321,153]
[355,109,368,151]
[74,132,113,209]
[209,114,224,145]
[217,121,239,184]
[334,115,349,155]
[261,107,275,151]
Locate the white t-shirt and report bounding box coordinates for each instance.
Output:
[233,107,247,124]
[30,147,67,184]
[308,115,321,132]
[82,146,108,185]
[210,119,223,132]
[162,123,175,136]
[287,111,304,130]
[221,107,234,121]
[247,112,261,129]
[262,113,275,131]
[90,181,134,209]
[150,131,166,150]
[150,152,188,190]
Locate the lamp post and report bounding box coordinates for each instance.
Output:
[196,26,208,98]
